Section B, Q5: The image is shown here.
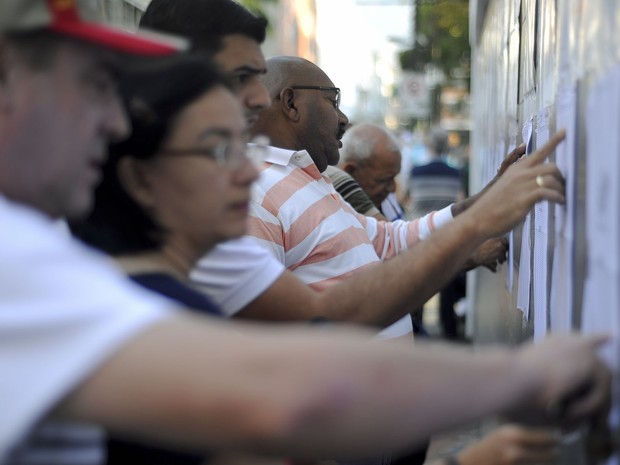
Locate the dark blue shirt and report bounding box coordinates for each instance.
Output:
[106,272,221,465]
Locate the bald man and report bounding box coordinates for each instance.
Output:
[246,56,536,337]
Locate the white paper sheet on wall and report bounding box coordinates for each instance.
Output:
[520,0,537,99]
[507,1,520,111]
[517,118,534,317]
[517,213,532,318]
[537,1,557,110]
[557,0,583,86]
[533,107,551,340]
[554,86,578,236]
[507,230,514,292]
[582,64,620,465]
[506,137,517,293]
[549,235,573,331]
[550,85,577,332]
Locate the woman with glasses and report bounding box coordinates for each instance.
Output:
[72,54,264,303]
[70,54,270,465]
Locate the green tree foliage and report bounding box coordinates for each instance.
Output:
[238,0,278,18]
[400,0,469,78]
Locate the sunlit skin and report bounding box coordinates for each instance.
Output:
[252,57,349,173]
[213,34,271,128]
[296,76,349,171]
[0,42,128,218]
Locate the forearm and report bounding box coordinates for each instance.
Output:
[56,315,539,460]
[451,186,486,217]
[238,212,483,327]
[240,211,496,328]
[317,212,486,327]
[274,343,536,460]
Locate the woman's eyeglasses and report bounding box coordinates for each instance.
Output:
[158,135,270,169]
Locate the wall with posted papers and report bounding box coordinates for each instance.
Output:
[469,1,619,462]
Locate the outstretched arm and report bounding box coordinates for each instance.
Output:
[56,315,609,460]
[238,132,566,328]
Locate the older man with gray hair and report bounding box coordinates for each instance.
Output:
[336,122,406,218]
[335,122,507,339]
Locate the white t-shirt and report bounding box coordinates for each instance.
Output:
[0,196,175,461]
[193,236,413,337]
[191,236,285,316]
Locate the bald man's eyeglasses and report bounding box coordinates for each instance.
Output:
[290,85,341,109]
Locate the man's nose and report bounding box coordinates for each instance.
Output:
[247,79,271,111]
[105,94,130,141]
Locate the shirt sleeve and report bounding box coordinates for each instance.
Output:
[0,198,175,459]
[246,195,289,261]
[191,237,285,317]
[353,202,454,260]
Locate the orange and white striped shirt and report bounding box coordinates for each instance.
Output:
[248,147,453,293]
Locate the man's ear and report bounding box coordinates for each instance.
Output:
[279,87,300,122]
[117,157,157,209]
[341,161,357,175]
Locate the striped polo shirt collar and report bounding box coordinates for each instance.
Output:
[263,146,297,166]
[264,147,322,180]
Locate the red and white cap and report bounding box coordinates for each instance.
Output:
[0,0,188,56]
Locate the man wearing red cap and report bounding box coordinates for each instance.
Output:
[0,2,612,465]
[0,1,186,463]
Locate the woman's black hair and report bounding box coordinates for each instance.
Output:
[70,54,232,255]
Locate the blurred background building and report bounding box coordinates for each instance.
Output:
[99,0,318,61]
[100,0,471,168]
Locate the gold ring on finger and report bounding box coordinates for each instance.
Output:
[535,175,545,188]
